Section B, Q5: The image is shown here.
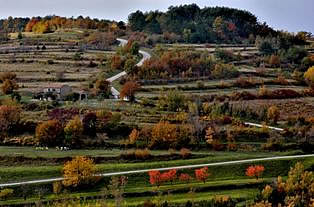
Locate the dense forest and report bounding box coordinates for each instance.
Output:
[128,4,307,44]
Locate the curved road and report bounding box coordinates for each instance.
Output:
[107,38,151,97]
[0,154,313,187]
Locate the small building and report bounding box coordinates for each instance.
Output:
[43,84,72,100]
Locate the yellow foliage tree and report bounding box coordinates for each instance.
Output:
[304,66,314,89]
[1,79,19,95]
[35,120,63,146]
[63,156,97,188]
[64,116,84,146]
[255,162,314,206]
[151,121,177,148]
[267,106,280,124]
[129,129,139,144]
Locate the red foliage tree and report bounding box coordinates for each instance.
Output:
[148,170,162,187]
[246,165,265,180]
[195,167,210,183]
[161,169,177,184]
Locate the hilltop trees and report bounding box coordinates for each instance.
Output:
[128,4,281,44]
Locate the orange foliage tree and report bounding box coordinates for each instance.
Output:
[1,79,19,95]
[0,72,17,83]
[120,81,140,102]
[129,129,140,144]
[246,165,265,180]
[0,105,20,135]
[269,55,280,67]
[35,120,63,146]
[95,79,110,97]
[195,167,210,183]
[63,156,97,188]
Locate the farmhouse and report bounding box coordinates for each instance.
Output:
[43,84,72,100]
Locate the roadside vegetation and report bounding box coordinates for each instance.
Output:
[0,3,313,207]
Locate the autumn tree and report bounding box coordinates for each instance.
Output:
[95,79,110,97]
[110,55,123,70]
[246,165,265,180]
[151,121,177,149]
[129,129,140,144]
[255,162,313,206]
[82,112,97,137]
[267,106,280,124]
[120,81,140,102]
[304,66,314,89]
[64,116,84,146]
[35,120,63,146]
[161,169,177,184]
[63,156,97,188]
[0,72,17,83]
[269,55,280,67]
[148,170,163,187]
[0,105,20,136]
[195,167,210,183]
[1,79,19,95]
[124,58,137,74]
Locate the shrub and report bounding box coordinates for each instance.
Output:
[35,120,63,146]
[269,55,280,67]
[157,90,186,112]
[53,181,62,194]
[180,148,192,159]
[0,189,14,200]
[134,148,151,160]
[63,156,97,188]
[179,173,193,183]
[267,106,280,124]
[212,63,239,79]
[261,138,285,151]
